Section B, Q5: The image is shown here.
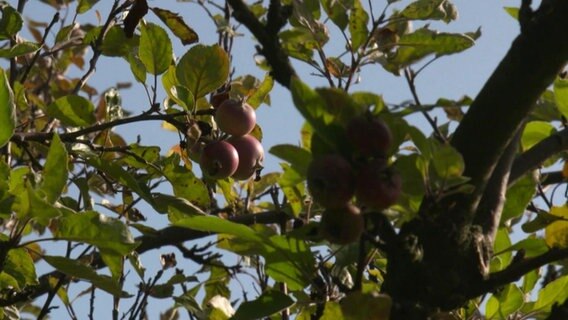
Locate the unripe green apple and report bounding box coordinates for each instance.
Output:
[199,141,239,179]
[227,135,264,180]
[307,154,355,208]
[215,99,256,137]
[320,204,364,245]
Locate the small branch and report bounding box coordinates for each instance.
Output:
[227,0,295,88]
[509,127,568,185]
[472,247,568,297]
[19,12,60,83]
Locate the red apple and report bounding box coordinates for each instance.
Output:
[355,160,402,210]
[228,135,264,180]
[199,141,239,179]
[307,154,355,208]
[346,115,392,158]
[215,99,256,136]
[320,204,364,245]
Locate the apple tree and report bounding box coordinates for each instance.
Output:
[0,0,568,319]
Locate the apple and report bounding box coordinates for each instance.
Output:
[215,99,256,137]
[227,135,264,180]
[346,115,392,158]
[320,204,364,245]
[355,160,402,210]
[199,141,239,179]
[307,154,355,208]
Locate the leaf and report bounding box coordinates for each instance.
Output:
[123,0,148,38]
[521,121,556,151]
[162,157,210,208]
[232,290,295,320]
[77,0,100,14]
[101,26,139,57]
[2,248,38,289]
[341,292,391,320]
[553,77,568,120]
[0,42,40,58]
[39,134,68,203]
[500,173,537,223]
[431,143,464,178]
[176,44,229,98]
[43,256,130,297]
[139,22,172,75]
[27,186,62,225]
[264,235,314,291]
[522,210,565,233]
[545,206,568,248]
[0,6,23,39]
[0,68,15,148]
[127,53,147,83]
[152,193,206,216]
[247,74,274,109]
[382,27,475,74]
[533,275,568,312]
[175,216,263,242]
[321,302,344,319]
[320,0,351,31]
[496,284,524,318]
[269,144,312,176]
[500,237,548,258]
[150,7,198,45]
[504,7,519,20]
[47,95,96,127]
[54,211,139,256]
[400,0,457,23]
[349,0,369,51]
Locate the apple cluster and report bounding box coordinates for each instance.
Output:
[198,99,264,180]
[307,115,402,245]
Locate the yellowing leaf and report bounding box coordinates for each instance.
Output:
[545,206,568,248]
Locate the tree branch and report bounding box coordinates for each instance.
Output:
[227,0,295,88]
[509,127,568,185]
[450,0,568,217]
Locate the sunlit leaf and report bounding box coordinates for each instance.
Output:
[533,275,568,312]
[269,144,312,176]
[47,95,96,127]
[176,44,229,98]
[139,22,172,75]
[101,26,139,57]
[0,42,40,58]
[321,0,351,30]
[2,248,38,289]
[163,157,210,208]
[150,7,199,45]
[349,0,369,50]
[0,68,15,148]
[43,255,130,297]
[545,206,568,248]
[77,0,100,14]
[500,173,536,223]
[0,6,23,39]
[400,0,458,23]
[521,121,556,151]
[431,143,464,178]
[39,134,68,203]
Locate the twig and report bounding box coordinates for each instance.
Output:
[19,12,60,83]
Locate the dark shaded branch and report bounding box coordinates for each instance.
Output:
[509,127,568,185]
[450,0,568,217]
[541,171,565,186]
[470,247,568,298]
[474,128,521,241]
[227,0,295,88]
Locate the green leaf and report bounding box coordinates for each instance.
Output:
[554,77,568,120]
[431,143,464,178]
[176,44,229,98]
[139,22,172,75]
[0,68,15,148]
[232,290,294,320]
[321,0,351,30]
[321,302,344,319]
[382,27,475,74]
[2,248,38,289]
[100,26,139,57]
[150,7,199,45]
[269,144,312,176]
[521,121,556,151]
[500,173,536,223]
[47,95,96,127]
[491,228,512,272]
[163,158,210,208]
[152,193,206,216]
[247,74,274,109]
[500,237,548,258]
[504,7,519,20]
[43,256,129,297]
[27,186,62,225]
[204,265,230,303]
[349,0,369,51]
[77,0,100,14]
[534,275,568,312]
[54,211,139,256]
[175,215,263,242]
[39,134,68,203]
[0,42,40,58]
[264,235,314,291]
[496,284,524,318]
[400,0,458,23]
[0,6,23,39]
[127,52,147,84]
[522,210,565,233]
